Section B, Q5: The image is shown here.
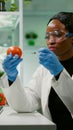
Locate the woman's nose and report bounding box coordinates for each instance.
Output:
[47,36,56,44]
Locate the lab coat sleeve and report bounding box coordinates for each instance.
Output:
[0,67,42,113]
[51,68,73,116]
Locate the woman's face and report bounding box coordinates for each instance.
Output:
[46,19,73,59]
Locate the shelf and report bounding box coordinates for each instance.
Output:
[0,11,19,15]
[0,12,19,30]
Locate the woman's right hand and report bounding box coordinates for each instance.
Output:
[2,53,23,82]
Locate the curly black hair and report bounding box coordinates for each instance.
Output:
[47,12,73,33]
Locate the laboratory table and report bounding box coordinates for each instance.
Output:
[0,106,56,130]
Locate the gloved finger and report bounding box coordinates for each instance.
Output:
[38,48,52,54]
[4,54,22,65]
[2,56,23,69]
[8,58,23,69]
[39,48,56,59]
[10,57,23,65]
[39,51,52,59]
[38,47,48,52]
[7,68,18,75]
[39,56,50,64]
[38,50,49,60]
[3,63,18,75]
[4,58,23,69]
[8,54,19,63]
[39,55,48,62]
[3,53,13,63]
[38,52,48,57]
[3,54,20,65]
[9,54,23,63]
[13,54,19,59]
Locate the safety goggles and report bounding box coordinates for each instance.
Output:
[45,30,73,40]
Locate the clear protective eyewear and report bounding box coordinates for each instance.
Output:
[45,30,73,41]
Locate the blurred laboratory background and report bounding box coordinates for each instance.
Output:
[0,0,73,85]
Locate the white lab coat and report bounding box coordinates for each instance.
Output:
[0,65,73,121]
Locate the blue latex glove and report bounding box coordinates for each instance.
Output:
[2,53,23,82]
[38,48,64,76]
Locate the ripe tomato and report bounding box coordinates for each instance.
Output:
[0,93,6,106]
[7,46,22,58]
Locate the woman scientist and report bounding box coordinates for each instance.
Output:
[1,12,73,130]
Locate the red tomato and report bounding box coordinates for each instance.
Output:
[7,46,22,58]
[0,93,6,106]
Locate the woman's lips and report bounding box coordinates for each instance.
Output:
[48,46,56,51]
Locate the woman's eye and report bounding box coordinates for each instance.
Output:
[55,33,62,37]
[54,31,63,37]
[45,34,50,39]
